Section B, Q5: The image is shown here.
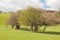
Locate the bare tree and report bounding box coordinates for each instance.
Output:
[6,12,20,29]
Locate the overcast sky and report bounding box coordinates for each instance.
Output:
[0,0,60,12]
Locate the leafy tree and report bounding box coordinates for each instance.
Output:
[18,7,42,32]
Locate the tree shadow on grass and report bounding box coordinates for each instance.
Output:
[20,27,30,31]
[18,27,60,35]
[38,31,60,35]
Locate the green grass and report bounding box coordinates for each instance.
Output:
[0,13,10,25]
[0,25,60,40]
[0,13,60,40]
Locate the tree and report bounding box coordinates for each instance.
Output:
[18,7,42,32]
[6,12,20,29]
[9,6,60,32]
[40,12,60,32]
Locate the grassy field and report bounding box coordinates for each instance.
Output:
[0,13,10,25]
[0,13,60,40]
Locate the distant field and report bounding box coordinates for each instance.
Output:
[0,13,10,25]
[0,13,60,40]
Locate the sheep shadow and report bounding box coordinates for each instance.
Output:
[38,31,60,35]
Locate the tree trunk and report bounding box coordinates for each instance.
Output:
[16,23,20,29]
[30,24,34,32]
[16,25,20,29]
[12,25,14,28]
[34,26,38,32]
[43,26,47,32]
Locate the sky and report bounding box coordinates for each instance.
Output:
[0,0,60,12]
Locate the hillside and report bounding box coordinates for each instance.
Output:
[0,8,60,40]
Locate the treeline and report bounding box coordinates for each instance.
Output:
[6,7,60,32]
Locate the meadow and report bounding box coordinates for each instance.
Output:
[0,13,60,40]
